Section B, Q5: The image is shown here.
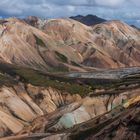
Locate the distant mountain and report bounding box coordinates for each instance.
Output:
[70,14,106,26]
[131,24,140,31]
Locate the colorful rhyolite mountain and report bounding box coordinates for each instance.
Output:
[0,15,139,140]
[0,16,139,73]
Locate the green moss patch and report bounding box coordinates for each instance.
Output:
[55,51,68,63]
[71,61,81,67]
[0,74,17,87]
[0,63,91,96]
[34,34,46,48]
[49,64,69,72]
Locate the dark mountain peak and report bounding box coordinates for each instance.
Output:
[70,14,106,26]
[131,24,140,31]
[86,14,97,18]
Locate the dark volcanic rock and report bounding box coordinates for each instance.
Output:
[70,14,106,26]
[68,100,140,140]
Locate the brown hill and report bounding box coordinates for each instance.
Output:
[0,16,140,140]
[37,18,140,69]
[0,17,140,72]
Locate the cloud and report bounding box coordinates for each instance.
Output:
[94,0,126,7]
[0,0,139,27]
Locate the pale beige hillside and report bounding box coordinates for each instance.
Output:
[0,17,140,72]
[42,18,140,68]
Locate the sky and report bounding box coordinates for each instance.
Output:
[0,0,140,27]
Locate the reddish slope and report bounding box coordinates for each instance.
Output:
[0,17,140,71]
[43,18,140,68]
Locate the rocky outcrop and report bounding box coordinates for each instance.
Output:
[0,84,81,137]
[43,87,140,132]
[0,81,138,138]
[2,90,140,140]
[78,99,140,140]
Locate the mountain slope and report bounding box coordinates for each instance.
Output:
[0,16,139,140]
[0,17,140,72]
[0,62,139,139]
[43,18,140,68]
[0,18,86,72]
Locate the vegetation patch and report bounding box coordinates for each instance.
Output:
[0,74,17,87]
[34,34,46,48]
[0,63,91,96]
[55,51,68,63]
[15,68,91,96]
[0,63,139,97]
[49,64,69,72]
[71,61,81,67]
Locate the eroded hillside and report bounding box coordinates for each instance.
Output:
[0,16,139,140]
[0,62,139,139]
[0,17,139,72]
